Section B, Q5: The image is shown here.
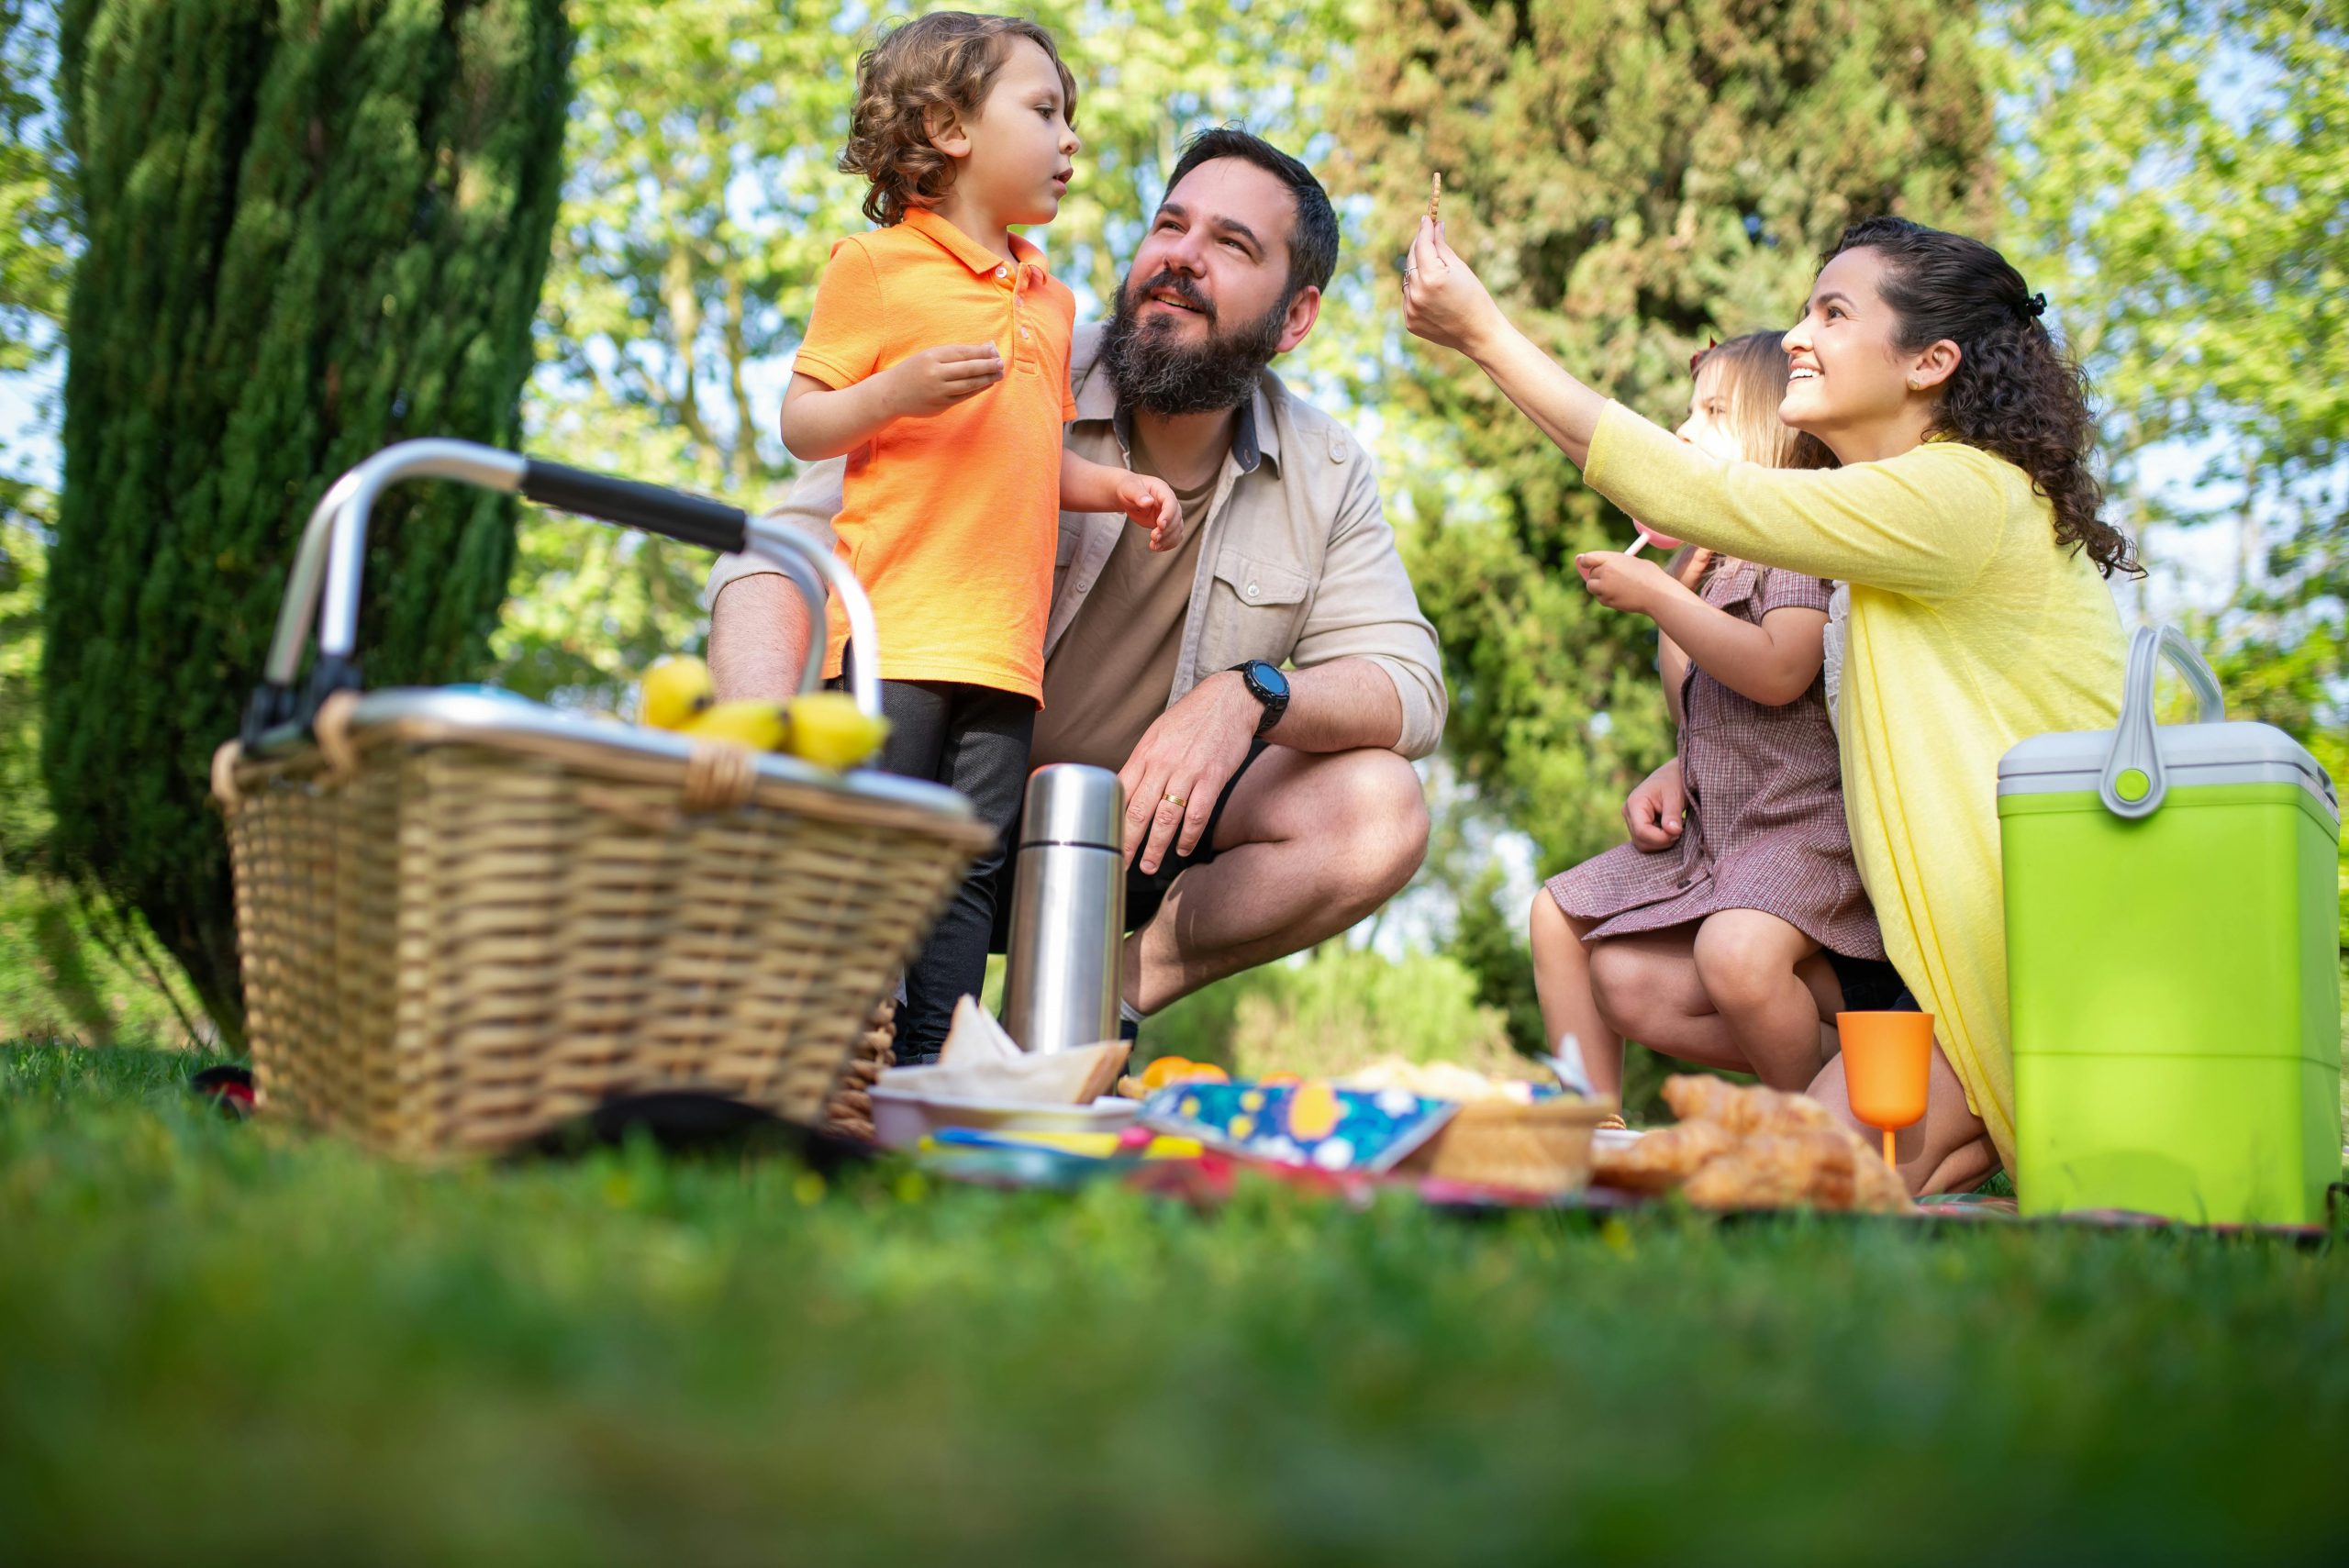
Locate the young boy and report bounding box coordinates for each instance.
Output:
[780,12,1180,1062]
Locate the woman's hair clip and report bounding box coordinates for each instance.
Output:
[2021,291,2048,319]
[1687,336,1718,374]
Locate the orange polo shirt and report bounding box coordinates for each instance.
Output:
[793,208,1079,701]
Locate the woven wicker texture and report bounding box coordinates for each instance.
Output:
[822,998,896,1142]
[1398,1097,1616,1195]
[217,712,988,1162]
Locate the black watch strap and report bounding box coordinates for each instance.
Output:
[1230,661,1289,738]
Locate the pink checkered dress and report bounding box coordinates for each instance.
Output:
[1548,560,1885,960]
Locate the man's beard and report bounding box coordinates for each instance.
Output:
[1099,268,1288,416]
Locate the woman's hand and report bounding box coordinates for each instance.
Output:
[1400,217,1504,357]
[1575,550,1676,616]
[1623,757,1687,851]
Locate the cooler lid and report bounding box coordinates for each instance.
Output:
[1999,718,2338,823]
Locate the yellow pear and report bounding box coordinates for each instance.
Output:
[784,691,892,769]
[678,698,788,751]
[638,655,713,730]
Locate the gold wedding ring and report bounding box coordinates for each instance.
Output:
[1162,793,1187,809]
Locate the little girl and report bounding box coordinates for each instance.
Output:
[1530,332,1896,1098]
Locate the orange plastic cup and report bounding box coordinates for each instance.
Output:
[1837,1010,1935,1165]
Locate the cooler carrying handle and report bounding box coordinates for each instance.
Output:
[244,439,876,747]
[2098,624,2226,820]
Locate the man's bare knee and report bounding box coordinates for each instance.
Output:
[1323,751,1428,897]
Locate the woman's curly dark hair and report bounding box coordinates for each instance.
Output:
[841,13,1076,228]
[1828,216,2139,579]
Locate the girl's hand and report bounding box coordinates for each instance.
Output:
[1400,217,1504,357]
[1575,550,1675,616]
[885,343,1004,418]
[1118,473,1185,551]
[1623,758,1687,851]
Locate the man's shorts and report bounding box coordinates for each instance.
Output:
[986,740,1270,951]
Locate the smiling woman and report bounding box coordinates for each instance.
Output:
[1402,213,2132,1198]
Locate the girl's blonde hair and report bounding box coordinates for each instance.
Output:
[1672,331,1831,587]
[1691,330,1809,467]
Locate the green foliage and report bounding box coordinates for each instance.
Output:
[42,0,573,1034]
[4,1044,2347,1562]
[503,0,1359,707]
[1998,0,2348,544]
[1144,943,1518,1078]
[0,0,71,382]
[1334,0,1996,874]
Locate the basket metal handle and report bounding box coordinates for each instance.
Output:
[245,439,880,746]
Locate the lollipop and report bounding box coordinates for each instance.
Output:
[1621,523,1683,557]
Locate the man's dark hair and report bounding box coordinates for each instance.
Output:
[1162,128,1338,299]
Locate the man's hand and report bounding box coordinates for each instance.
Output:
[1575,550,1675,616]
[1117,672,1262,874]
[1117,472,1185,551]
[1623,756,1687,851]
[884,343,1005,417]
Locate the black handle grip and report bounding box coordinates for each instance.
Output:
[519,459,749,554]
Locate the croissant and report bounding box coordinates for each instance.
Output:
[1631,1075,1914,1212]
[1591,1118,1735,1192]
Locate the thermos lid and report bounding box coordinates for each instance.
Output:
[1019,763,1125,851]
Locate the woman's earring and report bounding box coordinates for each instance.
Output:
[1907,378,1922,391]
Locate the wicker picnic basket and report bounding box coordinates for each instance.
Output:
[212,440,991,1161]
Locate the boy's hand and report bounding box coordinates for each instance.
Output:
[1575,550,1674,616]
[885,344,1004,418]
[1118,473,1186,551]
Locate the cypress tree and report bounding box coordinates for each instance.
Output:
[44,0,571,1038]
[1334,0,1995,872]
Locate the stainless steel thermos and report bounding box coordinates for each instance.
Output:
[1001,764,1125,1055]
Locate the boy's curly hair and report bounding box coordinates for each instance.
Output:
[841,13,1077,227]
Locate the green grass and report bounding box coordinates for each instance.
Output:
[4,1046,2345,1564]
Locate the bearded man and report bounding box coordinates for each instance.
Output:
[706,128,1446,1056]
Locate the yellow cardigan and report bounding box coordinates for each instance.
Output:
[1586,402,2126,1173]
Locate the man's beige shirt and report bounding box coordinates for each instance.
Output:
[705,323,1447,762]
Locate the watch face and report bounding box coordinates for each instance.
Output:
[1251,661,1289,701]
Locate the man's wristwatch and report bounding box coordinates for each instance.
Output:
[1230,660,1290,738]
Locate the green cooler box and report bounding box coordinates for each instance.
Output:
[1998,626,2342,1225]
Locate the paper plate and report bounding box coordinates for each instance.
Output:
[869,1089,1141,1151]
